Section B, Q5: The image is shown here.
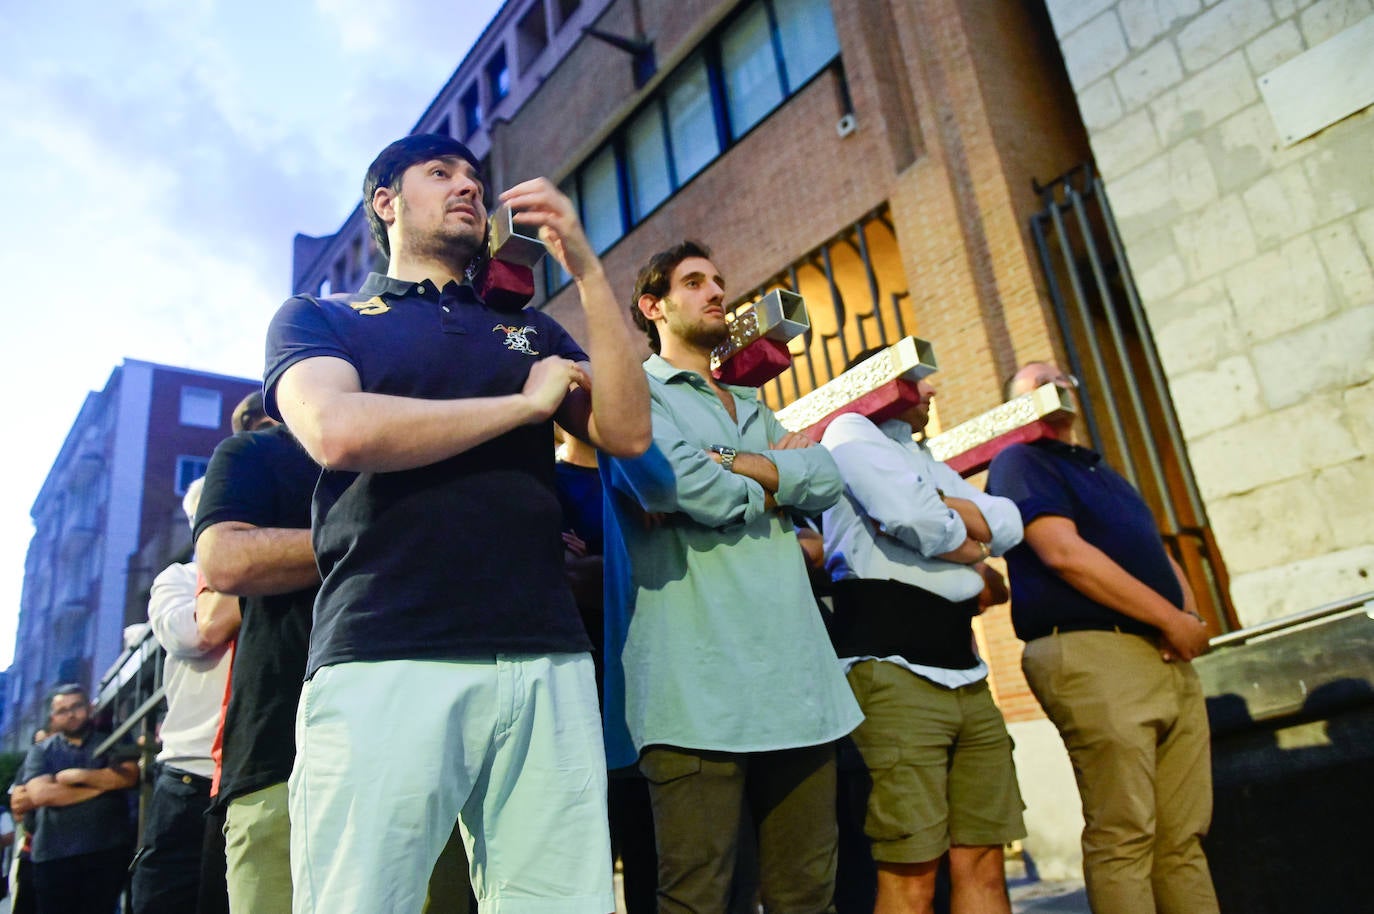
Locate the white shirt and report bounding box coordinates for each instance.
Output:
[821,413,1024,687]
[146,561,232,778]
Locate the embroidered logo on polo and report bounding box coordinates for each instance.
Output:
[348,296,390,316]
[493,324,539,355]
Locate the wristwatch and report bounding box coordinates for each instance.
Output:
[710,444,738,473]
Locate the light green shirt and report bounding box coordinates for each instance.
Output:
[602,355,863,765]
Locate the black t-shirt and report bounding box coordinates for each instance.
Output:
[263,274,592,677]
[986,439,1182,642]
[21,731,133,863]
[194,424,319,806]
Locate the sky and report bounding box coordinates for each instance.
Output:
[0,0,506,668]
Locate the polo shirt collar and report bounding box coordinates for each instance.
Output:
[644,354,759,400]
[644,354,763,430]
[357,272,476,304]
[1036,436,1103,465]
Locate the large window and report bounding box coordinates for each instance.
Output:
[580,146,624,254]
[626,106,672,219]
[775,0,841,89]
[487,48,510,103]
[461,84,482,138]
[546,0,841,293]
[721,3,783,138]
[175,455,210,494]
[664,56,720,184]
[179,387,221,429]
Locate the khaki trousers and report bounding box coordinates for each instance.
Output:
[639,743,838,914]
[1022,630,1219,914]
[225,783,292,914]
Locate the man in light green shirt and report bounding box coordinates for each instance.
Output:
[602,240,863,913]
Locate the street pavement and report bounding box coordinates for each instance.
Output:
[1010,879,1090,913]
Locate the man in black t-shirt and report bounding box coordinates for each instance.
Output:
[195,415,320,914]
[262,133,649,913]
[20,684,137,914]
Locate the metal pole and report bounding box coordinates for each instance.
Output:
[1068,184,1167,522]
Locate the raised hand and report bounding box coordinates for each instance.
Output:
[499,178,599,282]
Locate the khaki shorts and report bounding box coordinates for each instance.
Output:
[843,660,1026,863]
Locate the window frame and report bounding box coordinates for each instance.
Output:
[544,0,842,295]
[178,387,222,429]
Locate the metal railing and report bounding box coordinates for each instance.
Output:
[1208,590,1374,650]
[92,626,165,763]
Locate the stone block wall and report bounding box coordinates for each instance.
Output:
[1045,0,1374,625]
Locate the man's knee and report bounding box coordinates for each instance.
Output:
[876,860,940,909]
[948,845,1004,889]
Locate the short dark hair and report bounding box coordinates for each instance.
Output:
[232,390,268,433]
[49,683,87,705]
[363,134,483,259]
[631,240,714,354]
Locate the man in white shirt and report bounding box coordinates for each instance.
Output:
[131,477,237,914]
[821,348,1025,914]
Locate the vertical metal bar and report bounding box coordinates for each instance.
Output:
[1046,186,1130,474]
[1029,210,1105,451]
[820,245,849,369]
[1068,185,1158,512]
[1092,173,1207,520]
[855,220,888,343]
[789,265,814,395]
[890,291,909,338]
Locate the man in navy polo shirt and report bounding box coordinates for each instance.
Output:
[986,361,1218,914]
[20,684,137,914]
[264,133,650,914]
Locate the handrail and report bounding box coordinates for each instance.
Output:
[1208,591,1374,649]
[93,686,165,758]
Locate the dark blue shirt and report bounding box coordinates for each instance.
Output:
[264,274,591,675]
[986,439,1182,642]
[554,461,604,557]
[21,731,133,863]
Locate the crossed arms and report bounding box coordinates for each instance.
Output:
[275,179,650,474]
[24,761,138,809]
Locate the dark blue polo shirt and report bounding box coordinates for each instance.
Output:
[264,274,591,676]
[986,439,1182,642]
[21,731,133,863]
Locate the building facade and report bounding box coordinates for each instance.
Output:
[4,360,257,750]
[1045,0,1374,625]
[290,0,1373,877]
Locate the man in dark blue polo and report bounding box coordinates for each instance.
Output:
[986,361,1217,914]
[20,684,137,914]
[263,134,650,913]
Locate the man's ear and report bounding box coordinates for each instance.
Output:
[637,294,664,323]
[373,186,398,228]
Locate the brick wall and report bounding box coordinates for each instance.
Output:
[488,0,1097,725]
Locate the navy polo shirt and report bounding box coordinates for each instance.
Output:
[21,731,133,863]
[264,273,591,676]
[986,439,1182,643]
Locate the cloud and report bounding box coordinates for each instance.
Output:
[0,0,505,671]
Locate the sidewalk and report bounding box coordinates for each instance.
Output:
[1010,879,1090,913]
